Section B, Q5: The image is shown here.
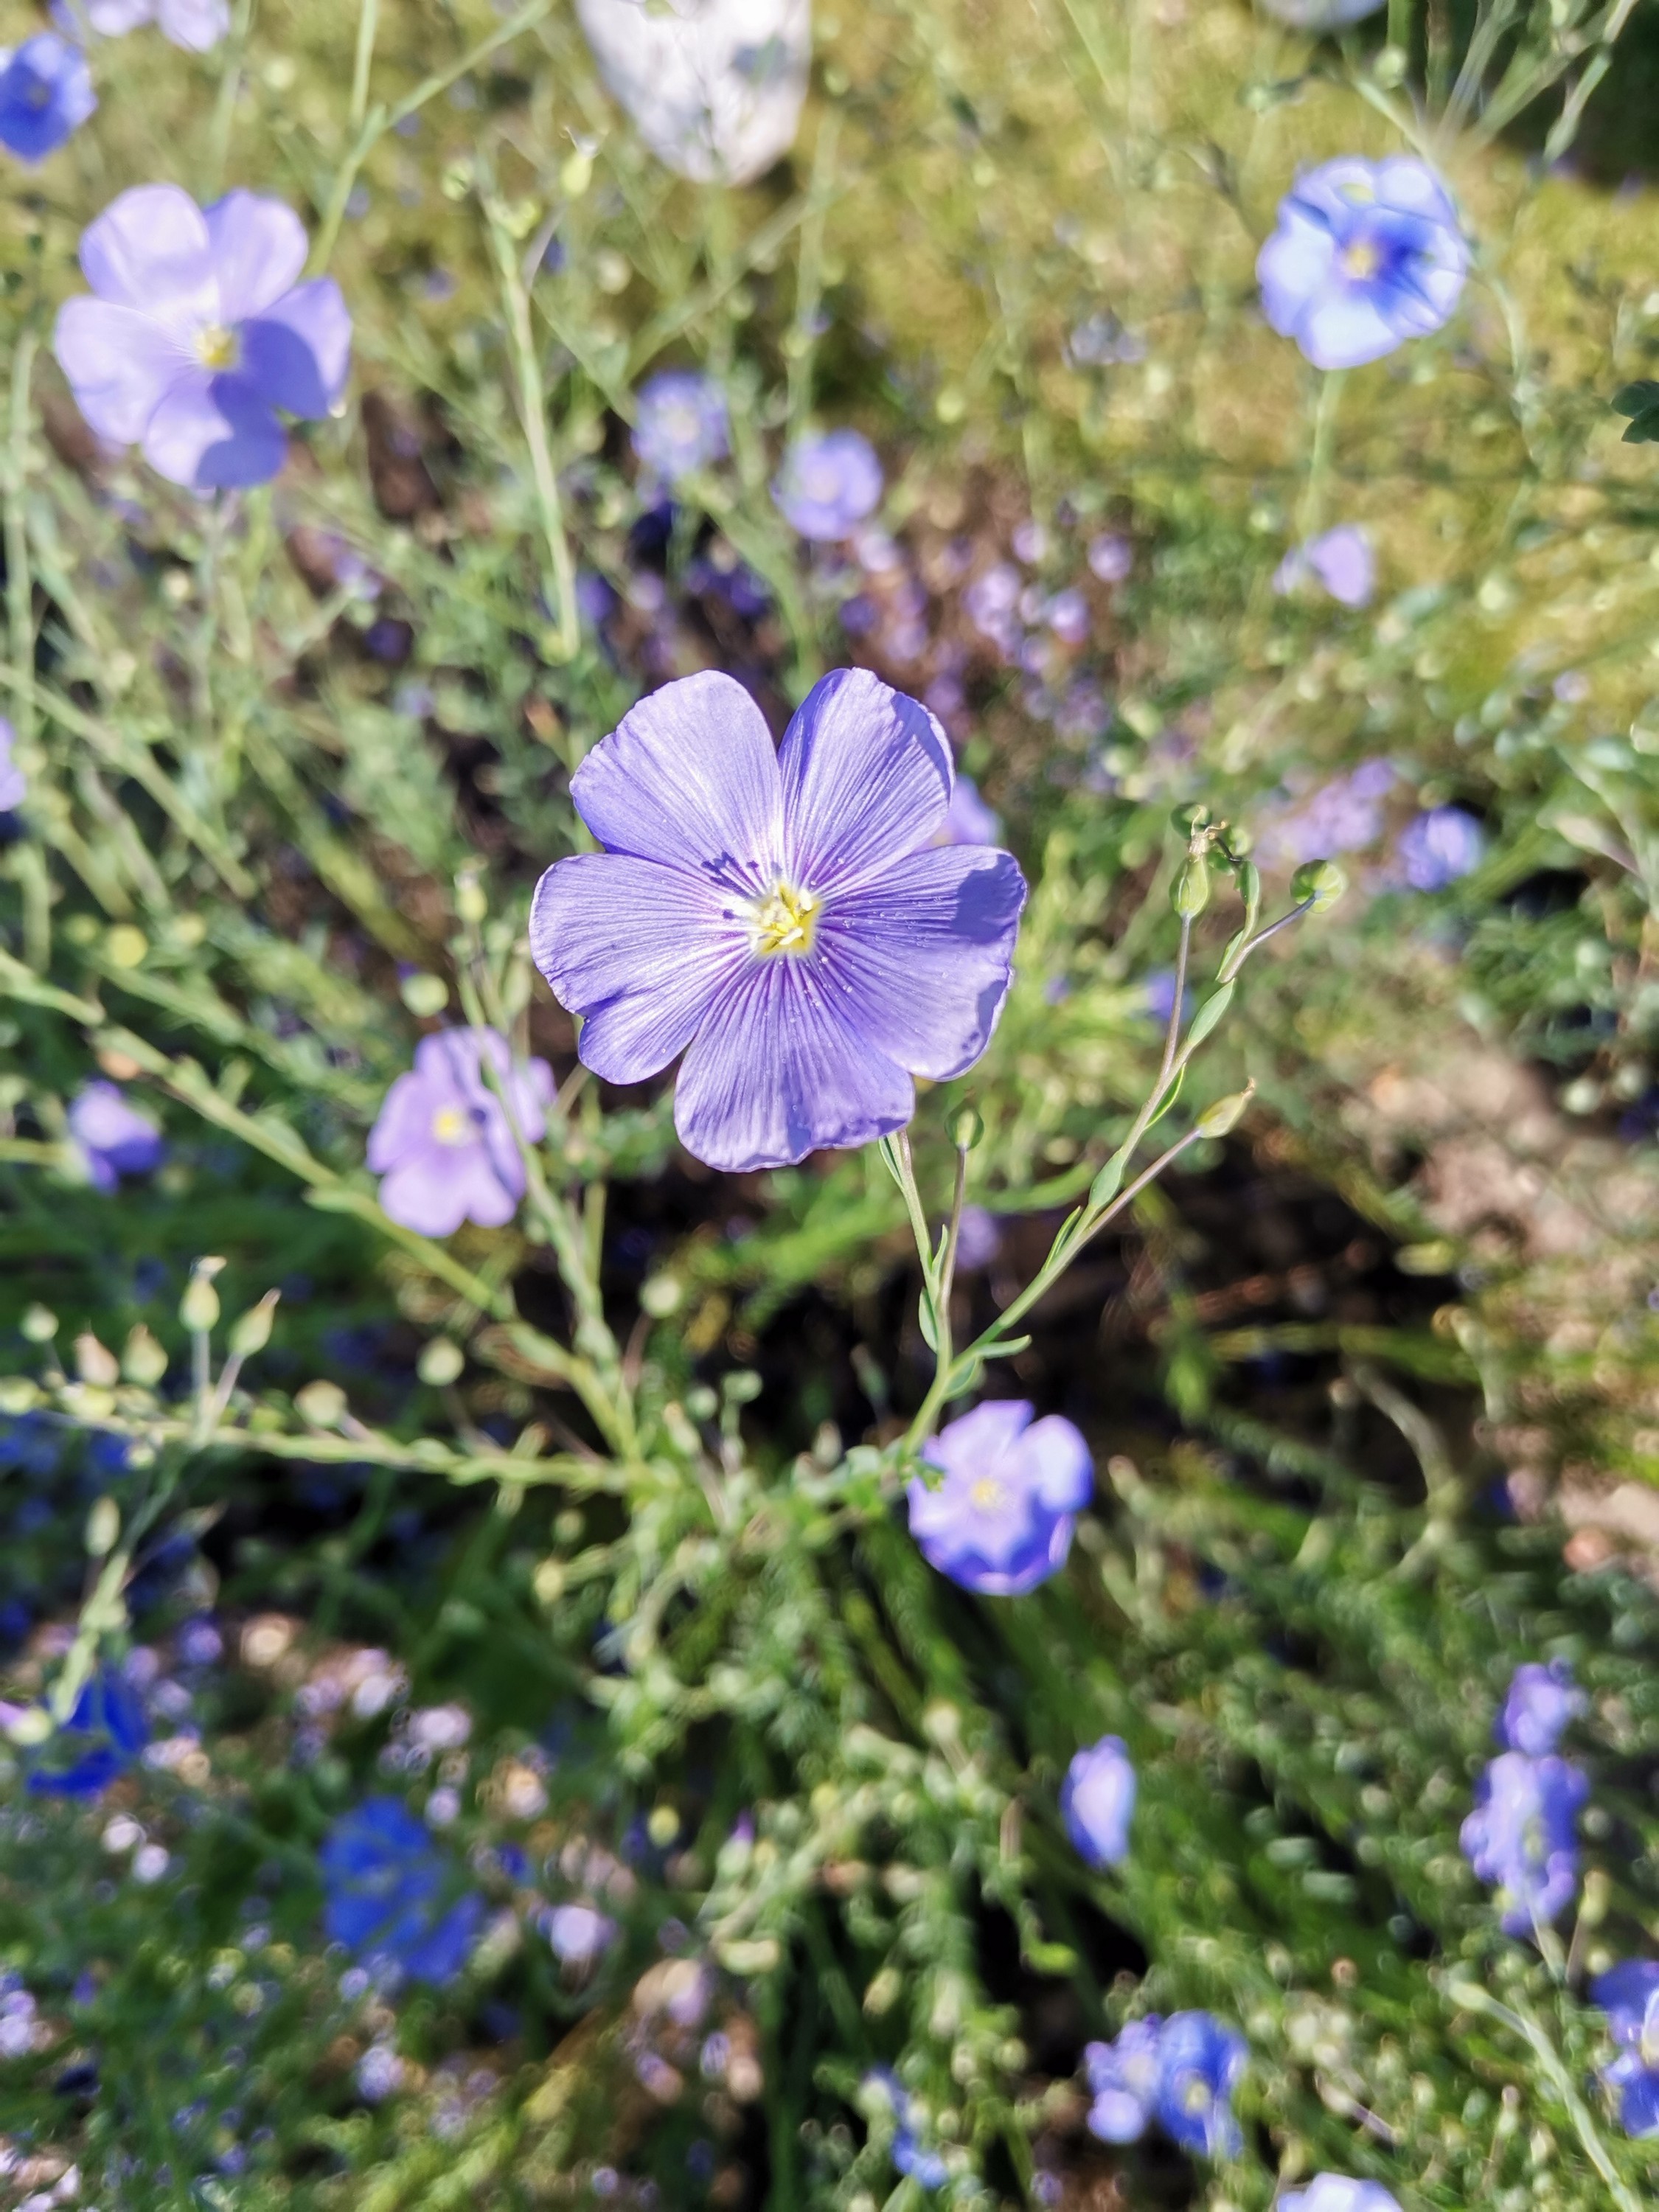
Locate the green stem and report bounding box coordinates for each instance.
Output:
[1295,369,1343,549]
[348,0,380,135]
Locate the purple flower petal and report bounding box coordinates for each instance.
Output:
[818,844,1026,1080]
[779,667,953,889]
[529,852,749,1085]
[240,279,352,418]
[157,0,228,49]
[139,369,287,490]
[569,669,784,888]
[204,190,309,322]
[51,298,192,443]
[78,182,216,319]
[673,956,914,1170]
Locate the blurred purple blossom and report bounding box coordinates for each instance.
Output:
[1084,2011,1245,2154]
[907,1399,1092,1596]
[864,2069,948,2191]
[1279,2180,1401,2212]
[1594,1961,1659,2136]
[772,429,883,540]
[1046,586,1091,644]
[69,1080,166,1191]
[1397,805,1484,890]
[1259,156,1467,371]
[936,772,1001,846]
[1460,1749,1587,1936]
[1087,532,1133,583]
[632,369,728,486]
[1065,312,1146,368]
[1273,524,1374,608]
[1083,2018,1163,2142]
[543,1902,617,1966]
[71,0,229,49]
[1012,520,1048,564]
[954,1203,1001,1272]
[55,185,351,490]
[530,669,1023,1172]
[0,33,94,163]
[0,717,24,811]
[1256,760,1395,870]
[1498,1659,1585,1757]
[1060,1734,1135,1867]
[367,1029,554,1236]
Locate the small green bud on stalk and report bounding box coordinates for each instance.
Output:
[296,1379,348,1430]
[950,1104,984,1151]
[180,1258,226,1335]
[228,1291,280,1360]
[1290,858,1347,914]
[417,1337,466,1386]
[1172,851,1211,919]
[454,874,488,925]
[1196,1088,1253,1139]
[86,1497,120,1559]
[122,1326,168,1387]
[74,1334,119,1388]
[21,1304,57,1343]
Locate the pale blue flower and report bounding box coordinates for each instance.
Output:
[1258,156,1467,370]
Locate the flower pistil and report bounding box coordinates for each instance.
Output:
[750,880,820,958]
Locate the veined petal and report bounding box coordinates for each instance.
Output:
[1296,291,1400,371]
[818,844,1026,1079]
[779,667,953,889]
[80,183,216,321]
[240,278,351,417]
[205,190,309,321]
[1024,1414,1093,1512]
[530,852,751,1085]
[570,669,784,891]
[140,371,287,490]
[52,296,194,442]
[673,958,913,1171]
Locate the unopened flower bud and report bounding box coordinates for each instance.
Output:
[1172,852,1211,919]
[1290,858,1347,914]
[74,1334,119,1388]
[229,1291,279,1360]
[21,1304,57,1343]
[1170,802,1211,835]
[1197,1089,1252,1138]
[180,1266,223,1335]
[122,1326,168,1387]
[295,1379,348,1430]
[949,1105,984,1152]
[417,1337,465,1387]
[454,874,488,925]
[86,1497,120,1559]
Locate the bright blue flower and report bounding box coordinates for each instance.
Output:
[1257,156,1467,370]
[772,429,883,540]
[0,34,94,165]
[1155,2010,1247,2156]
[1397,805,1484,891]
[1498,1658,1585,1758]
[1083,2017,1164,2142]
[632,370,728,486]
[1061,1735,1136,1868]
[67,1081,166,1192]
[319,1797,484,1986]
[1279,2178,1402,2212]
[1459,1750,1587,1937]
[26,1668,147,1796]
[907,1399,1092,1597]
[1596,1961,1659,2136]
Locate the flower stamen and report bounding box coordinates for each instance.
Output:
[195,323,239,370]
[750,880,821,958]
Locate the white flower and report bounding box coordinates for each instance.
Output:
[574,0,810,184]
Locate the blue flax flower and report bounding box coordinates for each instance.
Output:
[530,668,1025,1172]
[26,1668,147,1796]
[54,184,351,492]
[1061,1735,1136,1868]
[1258,156,1467,370]
[68,1081,166,1192]
[1498,1658,1585,1757]
[1459,1749,1587,1937]
[772,428,883,540]
[1085,2011,1246,2155]
[0,33,94,164]
[319,1798,484,1986]
[1273,524,1374,608]
[863,2068,948,2190]
[632,369,729,486]
[1397,805,1484,891]
[906,1399,1092,1597]
[1279,2179,1401,2212]
[1594,1960,1659,2137]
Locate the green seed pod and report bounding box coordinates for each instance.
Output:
[1197,1089,1252,1138]
[417,1337,466,1387]
[21,1304,58,1343]
[1172,851,1211,919]
[949,1104,984,1151]
[229,1291,280,1360]
[180,1270,222,1335]
[1290,858,1347,914]
[86,1496,120,1559]
[122,1326,168,1388]
[295,1379,348,1430]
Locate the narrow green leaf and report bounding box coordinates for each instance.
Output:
[1184,979,1236,1051]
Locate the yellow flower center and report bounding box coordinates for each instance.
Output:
[431,1105,473,1145]
[750,880,821,958]
[195,324,239,370]
[970,1478,1004,1512]
[1340,239,1381,281]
